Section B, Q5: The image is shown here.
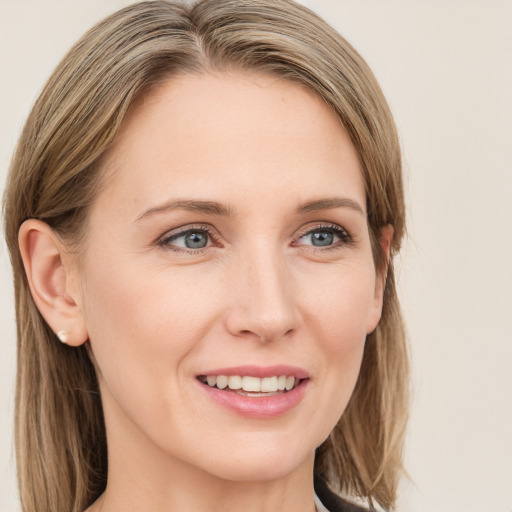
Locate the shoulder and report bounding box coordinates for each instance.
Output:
[314,476,370,512]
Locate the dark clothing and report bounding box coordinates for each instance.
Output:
[314,477,370,512]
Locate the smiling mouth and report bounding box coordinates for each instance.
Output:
[197,375,302,396]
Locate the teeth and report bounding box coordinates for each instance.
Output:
[201,374,299,393]
[228,375,242,390]
[261,376,278,392]
[242,376,261,392]
[216,375,228,389]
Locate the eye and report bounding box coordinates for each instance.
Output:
[295,224,352,249]
[158,225,215,252]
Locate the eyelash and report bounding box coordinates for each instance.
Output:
[157,223,353,254]
[157,224,219,254]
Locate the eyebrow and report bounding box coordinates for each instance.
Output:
[296,197,365,216]
[135,196,365,222]
[135,199,233,222]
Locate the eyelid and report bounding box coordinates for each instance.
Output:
[292,222,353,248]
[156,221,353,253]
[157,224,219,252]
[294,222,349,238]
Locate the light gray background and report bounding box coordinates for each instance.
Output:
[1,1,511,511]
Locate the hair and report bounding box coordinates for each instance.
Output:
[3,1,408,511]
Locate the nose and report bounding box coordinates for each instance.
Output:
[224,246,300,344]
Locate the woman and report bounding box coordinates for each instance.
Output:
[3,1,408,511]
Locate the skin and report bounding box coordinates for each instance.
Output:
[20,71,391,512]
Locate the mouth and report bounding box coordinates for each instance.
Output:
[197,374,303,397]
[195,367,310,418]
[196,365,311,419]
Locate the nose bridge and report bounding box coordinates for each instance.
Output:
[226,239,299,343]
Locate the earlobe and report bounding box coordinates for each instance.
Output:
[18,219,89,347]
[366,224,394,334]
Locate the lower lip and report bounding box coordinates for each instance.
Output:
[197,379,309,419]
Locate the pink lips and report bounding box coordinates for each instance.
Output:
[196,365,310,419]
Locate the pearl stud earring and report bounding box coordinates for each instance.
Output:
[57,330,69,344]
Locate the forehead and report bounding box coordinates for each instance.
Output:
[94,71,365,217]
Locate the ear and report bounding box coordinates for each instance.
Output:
[18,219,89,347]
[366,224,394,334]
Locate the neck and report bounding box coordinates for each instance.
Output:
[90,452,317,512]
[87,398,318,512]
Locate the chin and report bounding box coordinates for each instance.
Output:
[207,457,307,483]
[191,434,318,483]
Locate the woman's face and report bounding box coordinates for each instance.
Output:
[76,71,387,482]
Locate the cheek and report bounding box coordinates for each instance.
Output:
[83,265,212,364]
[302,260,377,344]
[80,253,231,395]
[300,264,375,434]
[81,261,225,452]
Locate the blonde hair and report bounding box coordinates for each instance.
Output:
[3,1,408,511]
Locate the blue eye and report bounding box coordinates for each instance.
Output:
[297,225,350,248]
[159,227,212,251]
[158,223,351,254]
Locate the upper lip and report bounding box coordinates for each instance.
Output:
[197,365,310,379]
